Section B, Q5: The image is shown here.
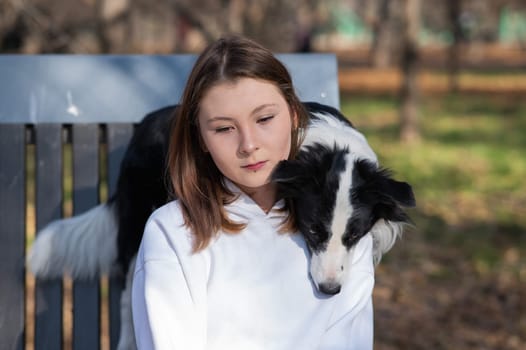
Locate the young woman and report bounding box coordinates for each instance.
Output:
[131,35,375,350]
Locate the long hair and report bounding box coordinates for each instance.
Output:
[168,35,309,252]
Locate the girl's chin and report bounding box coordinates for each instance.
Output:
[232,179,275,192]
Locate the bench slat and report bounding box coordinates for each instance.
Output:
[0,125,26,350]
[34,124,63,349]
[107,123,134,350]
[72,124,101,350]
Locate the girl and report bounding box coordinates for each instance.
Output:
[132,35,374,350]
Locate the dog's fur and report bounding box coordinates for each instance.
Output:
[28,102,415,349]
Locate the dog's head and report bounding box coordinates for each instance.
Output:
[272,143,415,295]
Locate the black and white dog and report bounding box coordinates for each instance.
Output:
[273,103,415,294]
[28,102,415,349]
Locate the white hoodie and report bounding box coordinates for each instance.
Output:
[132,185,374,350]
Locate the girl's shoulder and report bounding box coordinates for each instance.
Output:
[141,200,195,260]
[148,199,185,226]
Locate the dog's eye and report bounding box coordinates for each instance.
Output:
[342,227,368,248]
[303,224,329,251]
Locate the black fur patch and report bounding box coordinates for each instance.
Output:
[113,105,177,274]
[303,101,355,128]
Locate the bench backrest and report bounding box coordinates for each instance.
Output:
[0,54,340,350]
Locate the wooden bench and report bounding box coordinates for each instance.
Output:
[0,53,340,350]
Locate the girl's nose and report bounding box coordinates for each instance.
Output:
[238,127,258,156]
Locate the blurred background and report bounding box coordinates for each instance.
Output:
[2,0,525,349]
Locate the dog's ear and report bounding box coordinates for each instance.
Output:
[271,159,310,198]
[272,143,346,198]
[378,178,416,208]
[272,159,304,183]
[373,179,415,223]
[353,159,416,224]
[355,159,416,208]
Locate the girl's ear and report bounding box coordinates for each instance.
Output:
[199,136,208,153]
[292,111,299,130]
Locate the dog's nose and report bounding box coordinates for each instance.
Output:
[318,282,341,295]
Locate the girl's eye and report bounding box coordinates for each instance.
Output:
[214,126,233,133]
[258,115,275,124]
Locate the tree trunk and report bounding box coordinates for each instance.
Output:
[448,0,462,93]
[370,0,393,68]
[399,0,420,143]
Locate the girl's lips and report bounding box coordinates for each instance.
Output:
[242,161,267,171]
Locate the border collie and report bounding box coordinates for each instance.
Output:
[273,103,415,294]
[28,102,415,349]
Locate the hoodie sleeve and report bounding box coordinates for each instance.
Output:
[318,234,375,350]
[132,205,208,350]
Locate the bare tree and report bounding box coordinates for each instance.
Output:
[370,0,392,67]
[399,0,421,143]
[1,0,318,53]
[447,0,463,93]
[166,0,316,52]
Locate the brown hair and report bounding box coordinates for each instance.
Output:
[168,35,309,252]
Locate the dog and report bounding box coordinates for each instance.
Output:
[273,103,415,294]
[28,102,415,349]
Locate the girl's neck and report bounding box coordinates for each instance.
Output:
[237,182,277,214]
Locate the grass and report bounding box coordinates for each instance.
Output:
[341,93,526,349]
[341,93,526,273]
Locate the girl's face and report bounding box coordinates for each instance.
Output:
[198,78,294,206]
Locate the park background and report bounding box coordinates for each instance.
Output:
[2,0,525,349]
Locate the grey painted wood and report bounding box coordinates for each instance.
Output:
[34,124,63,349]
[72,124,100,350]
[0,54,339,124]
[0,124,26,350]
[106,123,134,350]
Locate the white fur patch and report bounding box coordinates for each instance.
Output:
[303,112,378,163]
[310,156,354,287]
[330,154,354,246]
[370,219,404,265]
[27,203,118,279]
